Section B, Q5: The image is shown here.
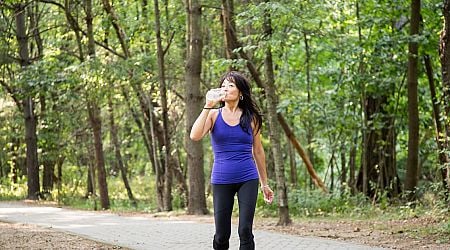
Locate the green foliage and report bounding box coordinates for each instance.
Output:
[287,188,371,217]
[0,175,27,200]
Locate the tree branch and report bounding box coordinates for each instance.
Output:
[0,80,21,108]
[163,31,176,56]
[38,0,126,59]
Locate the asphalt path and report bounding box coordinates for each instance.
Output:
[0,202,385,250]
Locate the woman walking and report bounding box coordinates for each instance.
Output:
[190,71,274,250]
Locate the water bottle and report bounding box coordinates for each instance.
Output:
[206,88,225,101]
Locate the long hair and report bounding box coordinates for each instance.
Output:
[219,71,263,135]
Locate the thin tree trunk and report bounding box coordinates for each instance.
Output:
[340,144,347,194]
[86,0,109,210]
[288,140,297,187]
[439,0,450,200]
[30,1,51,198]
[40,95,55,195]
[263,7,291,225]
[185,0,208,215]
[348,116,357,194]
[56,156,64,205]
[23,97,39,200]
[15,3,40,200]
[154,0,173,212]
[87,141,97,210]
[404,0,421,199]
[424,55,449,196]
[87,101,110,209]
[108,96,137,207]
[304,31,315,190]
[329,153,335,192]
[221,0,237,63]
[148,89,165,211]
[442,1,450,127]
[64,0,84,61]
[101,0,130,58]
[355,0,368,196]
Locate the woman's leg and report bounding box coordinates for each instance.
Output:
[212,183,236,250]
[237,179,259,250]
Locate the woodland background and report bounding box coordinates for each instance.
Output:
[0,0,449,227]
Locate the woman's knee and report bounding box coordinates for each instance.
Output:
[238,224,253,239]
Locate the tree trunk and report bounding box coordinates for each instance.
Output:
[86,0,109,210]
[304,32,315,190]
[56,156,64,204]
[185,0,208,215]
[23,97,40,200]
[424,55,449,197]
[356,0,368,196]
[221,0,237,63]
[439,0,450,199]
[340,145,347,194]
[108,96,137,207]
[329,153,335,192]
[87,101,110,209]
[263,8,291,226]
[154,0,173,212]
[86,141,97,209]
[288,140,297,187]
[348,117,358,194]
[404,0,421,199]
[121,88,155,170]
[357,96,400,198]
[15,3,40,200]
[40,95,55,195]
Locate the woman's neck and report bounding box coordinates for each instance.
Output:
[224,101,240,113]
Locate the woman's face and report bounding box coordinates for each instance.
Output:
[221,78,240,101]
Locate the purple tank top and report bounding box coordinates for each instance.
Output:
[210,109,259,184]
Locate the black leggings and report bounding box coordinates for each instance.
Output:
[212,179,259,250]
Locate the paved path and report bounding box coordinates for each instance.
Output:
[0,202,384,250]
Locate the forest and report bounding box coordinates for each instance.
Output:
[0,0,449,227]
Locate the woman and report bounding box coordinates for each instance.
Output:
[190,71,274,250]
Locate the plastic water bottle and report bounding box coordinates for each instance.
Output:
[206,88,225,101]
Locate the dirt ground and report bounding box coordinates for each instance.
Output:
[0,221,125,249]
[1,209,449,250]
[253,216,450,249]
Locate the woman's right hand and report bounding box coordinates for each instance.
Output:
[262,185,274,204]
[205,88,226,107]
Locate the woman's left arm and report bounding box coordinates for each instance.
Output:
[252,124,274,203]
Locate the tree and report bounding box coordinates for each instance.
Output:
[404,0,421,199]
[154,0,173,212]
[13,2,40,200]
[262,3,291,225]
[185,0,208,215]
[424,55,450,197]
[86,0,110,209]
[439,0,450,199]
[356,0,401,199]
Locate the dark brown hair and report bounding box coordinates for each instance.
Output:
[219,71,262,135]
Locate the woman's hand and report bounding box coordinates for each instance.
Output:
[205,88,226,107]
[261,185,274,204]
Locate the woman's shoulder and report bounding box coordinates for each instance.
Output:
[209,108,220,121]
